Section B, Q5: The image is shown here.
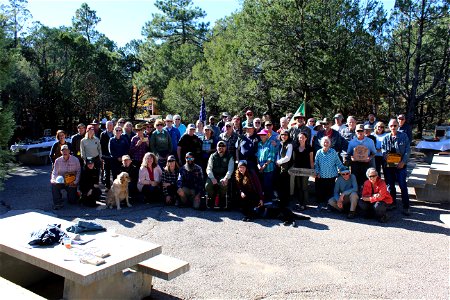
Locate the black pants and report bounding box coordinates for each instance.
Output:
[80,187,102,207]
[315,177,336,204]
[276,170,291,207]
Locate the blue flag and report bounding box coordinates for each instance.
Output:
[199,95,206,123]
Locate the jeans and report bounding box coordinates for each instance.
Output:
[52,183,78,206]
[261,171,274,202]
[384,166,409,208]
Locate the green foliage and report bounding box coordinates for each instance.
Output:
[0,107,15,190]
[72,2,101,43]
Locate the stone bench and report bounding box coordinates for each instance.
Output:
[0,276,45,299]
[134,254,190,281]
[408,163,432,188]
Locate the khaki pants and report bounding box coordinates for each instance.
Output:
[328,192,359,212]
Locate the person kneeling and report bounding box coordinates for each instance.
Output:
[177,152,204,209]
[328,167,359,219]
[358,168,393,223]
[138,152,162,202]
[79,158,101,207]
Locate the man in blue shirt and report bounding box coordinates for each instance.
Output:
[347,124,377,188]
[381,119,411,216]
[328,167,359,219]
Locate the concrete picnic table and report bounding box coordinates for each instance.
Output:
[412,154,450,203]
[0,211,162,299]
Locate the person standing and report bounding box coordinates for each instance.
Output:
[256,129,277,201]
[71,123,86,166]
[314,136,345,209]
[100,121,114,189]
[347,124,377,188]
[381,118,411,215]
[173,114,187,136]
[292,132,314,211]
[397,114,413,142]
[49,130,72,165]
[109,126,130,181]
[372,121,387,177]
[177,124,202,165]
[164,115,181,156]
[129,123,150,167]
[275,130,293,207]
[80,124,102,172]
[150,119,172,168]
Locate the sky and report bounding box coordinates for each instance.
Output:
[1,0,395,47]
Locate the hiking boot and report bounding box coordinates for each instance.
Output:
[347,211,356,219]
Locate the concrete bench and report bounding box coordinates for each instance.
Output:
[408,163,432,188]
[0,276,45,299]
[135,254,190,281]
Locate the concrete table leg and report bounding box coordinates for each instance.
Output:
[63,269,153,299]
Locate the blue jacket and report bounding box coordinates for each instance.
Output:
[381,132,410,165]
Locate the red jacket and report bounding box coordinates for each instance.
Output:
[361,177,393,204]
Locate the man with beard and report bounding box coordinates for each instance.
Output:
[289,113,311,144]
[177,152,204,209]
[205,141,234,209]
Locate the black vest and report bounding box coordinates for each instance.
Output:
[280,142,293,172]
[211,152,232,179]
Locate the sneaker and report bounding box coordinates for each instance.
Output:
[402,208,411,216]
[347,211,356,219]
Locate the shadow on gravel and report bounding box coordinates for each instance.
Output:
[310,198,449,236]
[143,289,183,300]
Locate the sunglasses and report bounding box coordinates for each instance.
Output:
[186,157,194,161]
[226,125,232,127]
[368,175,377,178]
[156,124,163,127]
[281,133,288,136]
[265,124,273,126]
[175,119,181,121]
[390,125,398,127]
[341,172,350,176]
[115,129,122,132]
[254,121,261,124]
[168,160,176,162]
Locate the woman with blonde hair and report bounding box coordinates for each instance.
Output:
[80,124,102,171]
[138,152,162,202]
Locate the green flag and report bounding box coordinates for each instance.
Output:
[294,101,305,116]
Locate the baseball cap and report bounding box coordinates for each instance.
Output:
[356,124,364,131]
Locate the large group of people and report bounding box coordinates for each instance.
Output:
[49,111,412,223]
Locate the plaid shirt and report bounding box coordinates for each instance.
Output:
[161,169,179,196]
[51,155,81,184]
[177,163,204,194]
[130,135,149,163]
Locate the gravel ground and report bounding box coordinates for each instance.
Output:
[0,163,448,299]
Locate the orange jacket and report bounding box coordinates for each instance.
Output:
[361,177,393,204]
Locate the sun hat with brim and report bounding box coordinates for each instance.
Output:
[257,129,269,135]
[187,123,196,130]
[356,124,364,131]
